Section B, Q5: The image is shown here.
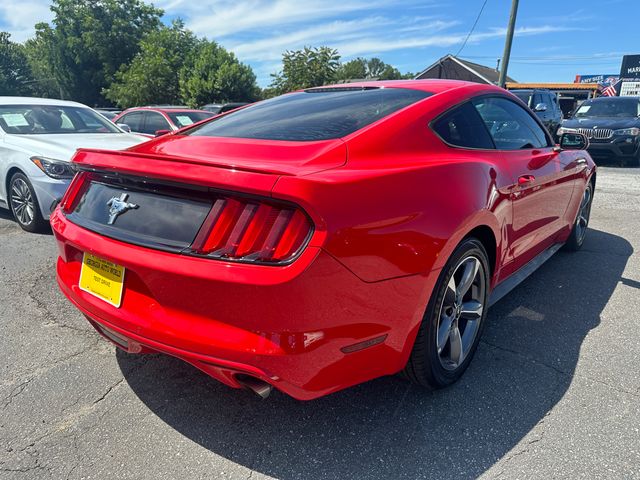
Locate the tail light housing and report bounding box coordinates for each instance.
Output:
[189,194,313,265]
[60,171,90,213]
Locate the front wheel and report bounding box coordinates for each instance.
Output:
[564,181,593,251]
[402,238,490,389]
[9,173,48,233]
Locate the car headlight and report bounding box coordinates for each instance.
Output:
[557,127,578,136]
[30,157,76,179]
[613,127,640,136]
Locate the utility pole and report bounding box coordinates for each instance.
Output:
[498,0,519,88]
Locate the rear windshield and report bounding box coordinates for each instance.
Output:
[167,111,215,128]
[187,87,432,141]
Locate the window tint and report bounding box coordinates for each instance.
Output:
[0,105,120,135]
[512,91,533,107]
[119,112,143,131]
[140,112,170,135]
[473,97,550,150]
[432,101,495,149]
[188,88,432,141]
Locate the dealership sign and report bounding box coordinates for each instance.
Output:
[574,74,619,86]
[620,55,640,78]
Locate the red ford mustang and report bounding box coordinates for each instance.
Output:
[52,80,595,400]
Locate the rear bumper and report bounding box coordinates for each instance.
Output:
[52,208,434,400]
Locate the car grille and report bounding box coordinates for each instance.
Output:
[577,128,613,140]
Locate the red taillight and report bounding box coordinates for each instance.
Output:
[191,196,312,264]
[60,171,89,213]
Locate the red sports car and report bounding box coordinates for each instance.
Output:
[52,80,595,400]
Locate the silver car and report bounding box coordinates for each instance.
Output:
[0,97,146,232]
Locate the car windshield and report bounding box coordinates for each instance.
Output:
[573,98,640,118]
[166,111,215,128]
[0,105,122,134]
[187,87,432,141]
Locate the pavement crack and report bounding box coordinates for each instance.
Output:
[92,378,125,405]
[1,377,33,409]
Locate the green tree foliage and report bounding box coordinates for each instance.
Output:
[0,32,34,95]
[179,40,260,108]
[104,20,196,107]
[23,34,60,98]
[35,0,162,105]
[270,46,340,94]
[335,57,406,81]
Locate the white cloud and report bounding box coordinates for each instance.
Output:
[0,0,52,42]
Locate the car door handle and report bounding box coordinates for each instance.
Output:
[518,175,535,185]
[576,158,587,165]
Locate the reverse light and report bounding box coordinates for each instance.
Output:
[613,127,640,136]
[31,157,76,179]
[190,195,313,265]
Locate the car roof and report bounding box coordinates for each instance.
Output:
[121,107,208,114]
[0,96,89,108]
[307,79,498,95]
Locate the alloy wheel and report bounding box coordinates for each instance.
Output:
[575,186,592,244]
[436,255,486,371]
[10,178,35,226]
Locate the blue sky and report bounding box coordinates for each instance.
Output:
[1,0,637,87]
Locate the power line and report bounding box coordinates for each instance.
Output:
[455,0,489,57]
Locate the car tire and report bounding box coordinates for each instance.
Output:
[9,173,48,233]
[563,181,593,251]
[402,238,490,389]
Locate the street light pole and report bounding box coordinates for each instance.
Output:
[498,0,519,88]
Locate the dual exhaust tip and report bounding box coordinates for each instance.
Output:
[235,374,273,399]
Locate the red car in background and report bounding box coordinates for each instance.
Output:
[52,80,595,400]
[112,106,215,137]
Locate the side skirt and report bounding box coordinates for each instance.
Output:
[488,243,563,307]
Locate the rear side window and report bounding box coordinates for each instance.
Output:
[188,88,432,141]
[140,112,170,135]
[432,101,495,149]
[473,97,551,150]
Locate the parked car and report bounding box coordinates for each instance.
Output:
[202,102,249,114]
[52,81,595,400]
[558,96,640,166]
[95,108,121,121]
[113,106,215,137]
[510,89,563,139]
[0,97,146,232]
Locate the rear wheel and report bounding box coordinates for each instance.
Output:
[402,238,490,388]
[9,173,48,233]
[564,182,593,251]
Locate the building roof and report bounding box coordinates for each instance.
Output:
[414,55,516,85]
[506,82,601,91]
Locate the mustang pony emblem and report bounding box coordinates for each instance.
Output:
[106,193,138,225]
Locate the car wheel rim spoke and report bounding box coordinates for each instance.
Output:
[10,179,34,225]
[437,254,486,371]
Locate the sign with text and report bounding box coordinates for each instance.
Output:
[620,55,640,79]
[574,74,619,86]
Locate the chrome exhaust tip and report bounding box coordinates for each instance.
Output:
[236,375,273,399]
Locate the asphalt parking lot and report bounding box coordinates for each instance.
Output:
[1,167,639,480]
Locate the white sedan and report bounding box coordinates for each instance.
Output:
[0,97,147,232]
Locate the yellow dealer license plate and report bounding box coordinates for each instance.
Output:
[79,253,125,308]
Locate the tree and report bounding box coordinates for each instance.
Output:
[335,57,405,81]
[104,20,197,108]
[179,40,259,107]
[35,0,162,105]
[270,46,340,94]
[0,32,34,95]
[23,34,60,98]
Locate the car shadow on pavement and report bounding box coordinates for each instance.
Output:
[117,227,632,480]
[0,208,52,234]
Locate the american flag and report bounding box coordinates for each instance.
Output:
[601,80,621,97]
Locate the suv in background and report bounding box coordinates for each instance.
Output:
[559,96,640,166]
[510,89,563,140]
[113,106,215,137]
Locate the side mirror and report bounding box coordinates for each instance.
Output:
[117,123,131,133]
[559,133,589,150]
[534,103,548,112]
[154,129,171,137]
